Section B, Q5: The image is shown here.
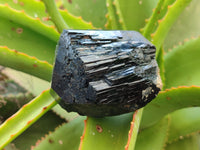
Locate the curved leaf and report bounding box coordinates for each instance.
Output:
[165,133,200,150]
[150,0,192,56]
[52,105,79,122]
[0,0,54,25]
[80,113,133,150]
[168,107,200,143]
[135,116,169,150]
[0,89,58,149]
[116,0,158,31]
[105,0,125,30]
[33,116,85,150]
[0,92,33,121]
[60,10,95,29]
[1,0,95,30]
[3,68,50,96]
[13,111,65,150]
[164,37,200,89]
[0,17,56,64]
[164,0,200,50]
[125,109,143,150]
[141,86,200,128]
[0,3,59,42]
[42,0,69,32]
[142,0,172,39]
[156,47,165,89]
[0,0,94,66]
[0,46,53,81]
[62,0,107,28]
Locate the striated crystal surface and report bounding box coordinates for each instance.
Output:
[51,30,161,117]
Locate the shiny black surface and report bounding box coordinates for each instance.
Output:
[51,30,160,117]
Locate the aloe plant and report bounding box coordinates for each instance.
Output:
[0,0,200,149]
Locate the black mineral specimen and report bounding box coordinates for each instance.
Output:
[51,30,162,117]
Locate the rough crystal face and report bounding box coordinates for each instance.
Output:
[51,30,161,117]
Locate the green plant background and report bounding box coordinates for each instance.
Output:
[0,0,200,149]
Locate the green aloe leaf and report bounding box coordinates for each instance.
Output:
[115,0,158,31]
[33,116,85,150]
[0,91,33,121]
[3,68,50,96]
[135,116,169,150]
[105,0,125,30]
[156,47,165,89]
[80,113,134,150]
[168,107,200,143]
[0,72,34,121]
[0,18,56,64]
[142,0,174,40]
[152,0,192,53]
[0,89,58,149]
[142,0,192,56]
[164,0,200,50]
[13,111,65,150]
[137,107,200,150]
[60,10,95,29]
[42,0,95,31]
[0,0,54,26]
[141,86,200,128]
[164,37,200,89]
[125,109,143,150]
[62,0,107,28]
[42,0,69,32]
[105,0,158,30]
[1,0,95,30]
[52,105,79,122]
[0,46,53,82]
[0,0,94,66]
[0,3,59,42]
[165,133,200,150]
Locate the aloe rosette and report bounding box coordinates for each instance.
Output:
[0,0,200,149]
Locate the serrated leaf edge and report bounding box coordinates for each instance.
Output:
[78,117,88,150]
[151,0,192,55]
[105,0,125,30]
[166,36,200,53]
[59,9,96,29]
[0,89,57,149]
[31,121,67,150]
[125,111,139,150]
[0,3,59,42]
[0,46,53,81]
[164,131,200,150]
[159,85,200,94]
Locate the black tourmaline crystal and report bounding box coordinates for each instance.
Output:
[51,30,162,117]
